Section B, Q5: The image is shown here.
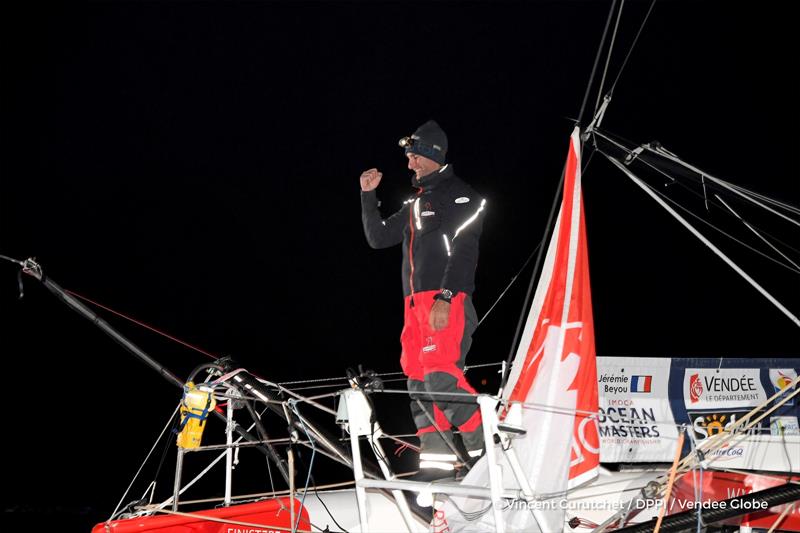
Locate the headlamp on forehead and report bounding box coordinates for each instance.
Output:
[398,136,414,148]
[400,120,447,164]
[399,134,441,159]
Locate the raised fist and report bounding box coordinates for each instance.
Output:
[360,168,383,192]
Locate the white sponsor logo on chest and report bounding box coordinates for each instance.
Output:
[455,197,470,204]
[421,211,435,217]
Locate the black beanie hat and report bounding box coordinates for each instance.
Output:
[401,120,448,164]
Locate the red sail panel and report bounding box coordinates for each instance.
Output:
[505,126,599,489]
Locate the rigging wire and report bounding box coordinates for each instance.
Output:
[152,405,279,513]
[605,0,658,99]
[277,362,503,389]
[0,253,30,298]
[284,377,406,393]
[715,194,800,271]
[477,241,542,327]
[372,387,694,430]
[107,404,181,522]
[639,143,800,228]
[500,164,565,392]
[638,175,800,269]
[172,476,415,510]
[591,134,800,274]
[594,129,800,256]
[721,181,800,215]
[592,125,800,213]
[501,0,625,392]
[593,129,800,258]
[593,0,626,114]
[600,149,800,327]
[64,289,219,360]
[652,156,800,230]
[577,0,619,125]
[289,400,318,533]
[0,253,25,266]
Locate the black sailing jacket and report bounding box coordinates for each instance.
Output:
[361,164,486,298]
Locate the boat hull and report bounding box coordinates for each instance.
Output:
[91,497,308,533]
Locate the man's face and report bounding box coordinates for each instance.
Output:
[406,152,441,181]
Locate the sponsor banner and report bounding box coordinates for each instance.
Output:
[770,415,799,436]
[594,358,799,466]
[687,410,799,470]
[687,410,760,466]
[683,368,767,409]
[769,368,797,406]
[688,410,756,441]
[597,357,678,462]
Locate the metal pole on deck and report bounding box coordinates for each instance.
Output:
[172,448,184,512]
[224,401,234,506]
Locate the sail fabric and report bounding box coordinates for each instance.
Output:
[441,127,599,532]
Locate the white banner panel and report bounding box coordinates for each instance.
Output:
[683,368,767,409]
[597,357,678,462]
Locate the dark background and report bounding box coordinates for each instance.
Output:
[2,1,798,529]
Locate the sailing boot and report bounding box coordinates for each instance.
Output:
[455,426,485,480]
[460,424,485,461]
[415,430,458,481]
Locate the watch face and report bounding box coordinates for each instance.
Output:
[442,290,453,299]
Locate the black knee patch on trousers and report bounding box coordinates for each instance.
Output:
[424,372,479,428]
[408,378,435,431]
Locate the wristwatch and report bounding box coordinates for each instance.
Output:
[434,289,454,303]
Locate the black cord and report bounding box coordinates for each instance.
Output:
[294,448,349,533]
[154,413,180,484]
[477,240,543,327]
[310,475,350,533]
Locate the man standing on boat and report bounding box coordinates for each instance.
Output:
[360,120,486,477]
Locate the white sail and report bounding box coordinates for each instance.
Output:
[441,127,599,532]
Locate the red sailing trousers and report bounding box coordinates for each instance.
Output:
[400,290,483,457]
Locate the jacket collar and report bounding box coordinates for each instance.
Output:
[412,163,453,190]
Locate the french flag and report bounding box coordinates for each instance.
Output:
[631,375,652,393]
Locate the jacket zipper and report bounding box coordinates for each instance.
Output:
[408,188,424,307]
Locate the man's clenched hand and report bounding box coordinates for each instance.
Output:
[429,299,451,331]
[360,168,383,192]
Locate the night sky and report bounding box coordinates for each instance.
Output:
[2,1,798,529]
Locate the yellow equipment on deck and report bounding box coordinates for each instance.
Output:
[177,381,216,449]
